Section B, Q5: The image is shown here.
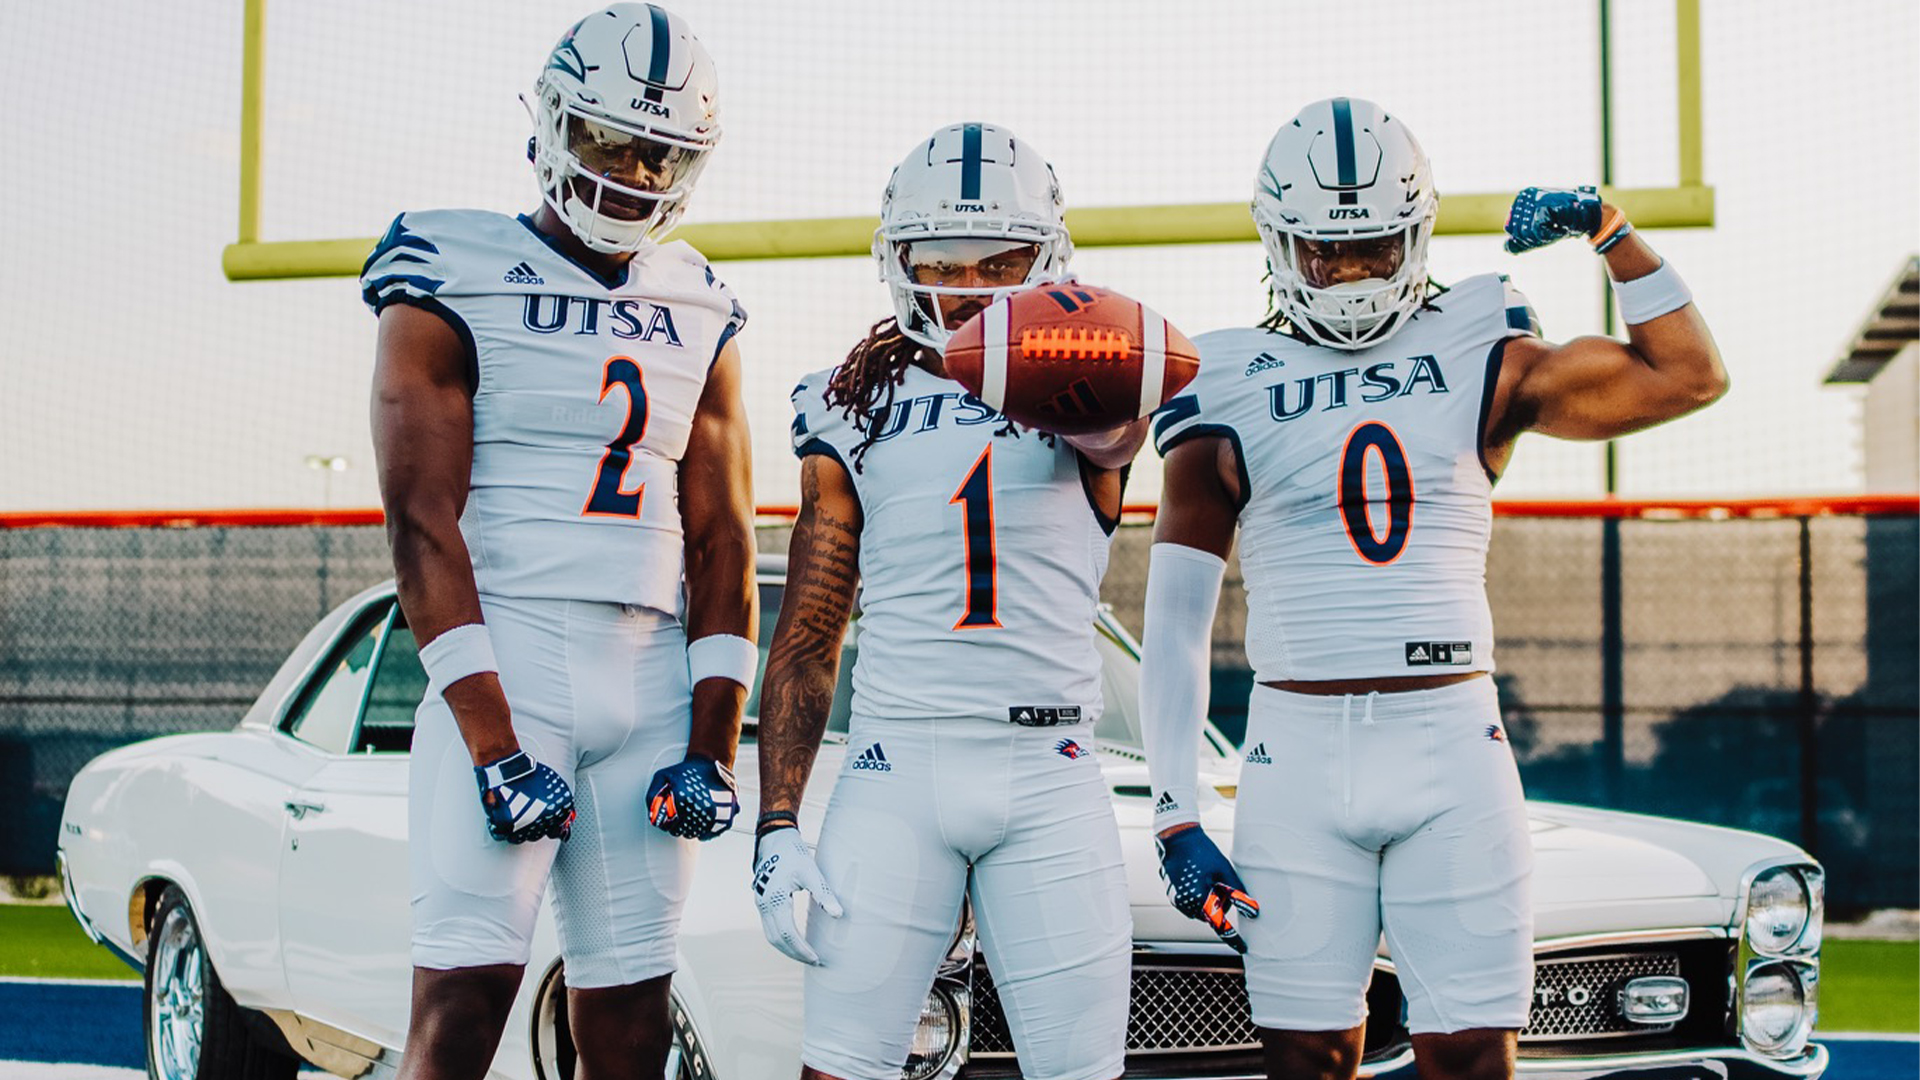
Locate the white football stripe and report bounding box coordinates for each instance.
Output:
[981,301,1010,411]
[1137,304,1167,418]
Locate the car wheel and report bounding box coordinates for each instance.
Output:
[663,994,712,1080]
[534,966,713,1080]
[143,885,298,1080]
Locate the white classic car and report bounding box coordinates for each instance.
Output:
[58,556,1828,1080]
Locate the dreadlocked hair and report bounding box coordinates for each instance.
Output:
[825,316,929,472]
[824,315,1048,471]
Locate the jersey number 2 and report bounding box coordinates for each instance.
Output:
[1339,421,1413,564]
[582,357,650,517]
[950,446,1001,630]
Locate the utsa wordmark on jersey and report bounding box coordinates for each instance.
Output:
[790,362,1118,725]
[1153,272,1537,681]
[361,208,746,616]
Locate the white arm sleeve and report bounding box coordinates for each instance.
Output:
[1140,542,1227,831]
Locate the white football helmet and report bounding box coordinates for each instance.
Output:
[874,123,1073,350]
[530,4,720,254]
[1252,98,1438,350]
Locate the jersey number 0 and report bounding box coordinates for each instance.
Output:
[1338,421,1413,564]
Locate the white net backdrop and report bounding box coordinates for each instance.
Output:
[1,0,1914,510]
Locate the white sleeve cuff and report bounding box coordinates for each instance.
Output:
[688,633,759,689]
[1141,543,1227,831]
[418,623,498,697]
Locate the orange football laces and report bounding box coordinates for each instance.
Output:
[1019,327,1133,360]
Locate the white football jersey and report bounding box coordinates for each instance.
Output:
[791,363,1115,723]
[362,209,746,616]
[1153,273,1537,681]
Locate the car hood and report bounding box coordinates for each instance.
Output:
[751,742,1795,949]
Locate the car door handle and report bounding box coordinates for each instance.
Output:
[284,800,327,819]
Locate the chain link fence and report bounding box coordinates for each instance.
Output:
[2,509,1914,909]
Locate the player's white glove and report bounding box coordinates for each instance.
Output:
[750,824,843,965]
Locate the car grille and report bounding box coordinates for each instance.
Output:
[968,959,1259,1057]
[1523,950,1684,1041]
[966,946,1696,1061]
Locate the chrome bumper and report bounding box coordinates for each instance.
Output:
[1365,1042,1828,1079]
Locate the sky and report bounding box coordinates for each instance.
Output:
[1,0,1915,511]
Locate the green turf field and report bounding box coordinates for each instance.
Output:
[0,903,1913,1032]
[0,904,141,980]
[1821,939,1920,1033]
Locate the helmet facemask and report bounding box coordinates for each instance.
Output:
[1258,214,1434,350]
[1250,97,1439,351]
[533,88,714,254]
[528,5,721,256]
[873,123,1074,350]
[878,222,1070,350]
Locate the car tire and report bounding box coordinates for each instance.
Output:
[534,965,713,1080]
[143,885,298,1080]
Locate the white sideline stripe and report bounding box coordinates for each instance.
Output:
[1136,304,1166,419]
[981,301,1009,411]
[1818,1031,1920,1041]
[0,1065,145,1080]
[0,976,139,986]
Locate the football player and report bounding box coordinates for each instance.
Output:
[750,123,1148,1080]
[365,6,753,1077]
[1141,98,1727,1080]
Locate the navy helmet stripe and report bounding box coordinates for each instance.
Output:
[960,122,983,201]
[1331,97,1358,204]
[643,4,671,102]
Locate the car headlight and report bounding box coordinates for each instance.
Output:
[1745,864,1824,957]
[902,984,963,1080]
[1741,959,1818,1058]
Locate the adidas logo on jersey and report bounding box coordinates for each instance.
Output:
[502,261,545,285]
[851,743,892,772]
[1154,791,1181,814]
[1245,742,1272,764]
[1244,352,1286,377]
[1405,641,1473,666]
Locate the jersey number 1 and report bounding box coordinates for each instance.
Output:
[950,446,1001,630]
[1339,421,1413,564]
[582,356,650,518]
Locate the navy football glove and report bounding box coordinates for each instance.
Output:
[1505,185,1632,254]
[474,750,575,844]
[1156,824,1259,953]
[647,755,740,840]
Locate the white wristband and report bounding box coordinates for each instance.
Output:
[1612,259,1693,325]
[419,623,497,696]
[688,633,759,689]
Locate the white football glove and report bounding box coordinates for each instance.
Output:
[750,826,844,965]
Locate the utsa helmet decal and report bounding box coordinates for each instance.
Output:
[874,122,1073,350]
[529,3,721,254]
[1252,97,1439,351]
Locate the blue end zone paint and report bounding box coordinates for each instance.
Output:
[0,982,142,1068]
[0,977,1911,1080]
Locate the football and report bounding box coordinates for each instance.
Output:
[944,284,1200,435]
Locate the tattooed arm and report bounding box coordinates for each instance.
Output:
[756,454,864,822]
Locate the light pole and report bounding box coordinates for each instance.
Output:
[304,454,350,510]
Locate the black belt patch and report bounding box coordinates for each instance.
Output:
[1405,641,1473,666]
[1009,705,1082,727]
